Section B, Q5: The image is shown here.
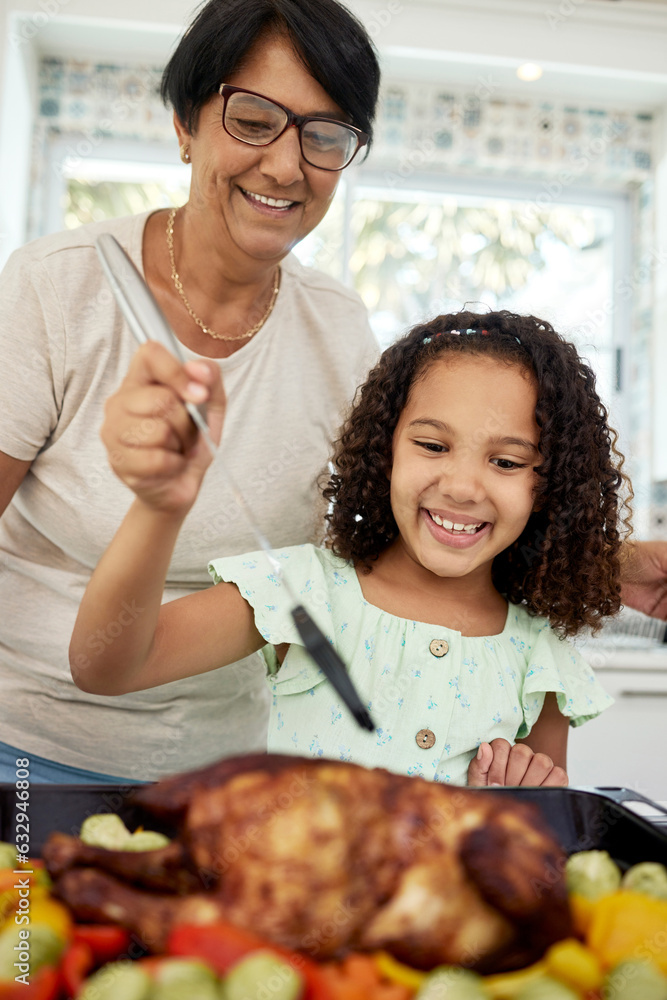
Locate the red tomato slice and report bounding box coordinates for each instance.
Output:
[0,965,61,1000]
[71,925,131,965]
[60,940,94,997]
[167,921,275,974]
[167,922,334,1000]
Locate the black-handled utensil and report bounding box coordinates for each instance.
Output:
[95,233,375,732]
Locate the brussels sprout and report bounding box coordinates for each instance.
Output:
[0,842,18,869]
[602,958,667,999]
[415,966,488,999]
[621,862,667,901]
[566,850,622,900]
[124,830,171,852]
[80,813,132,849]
[0,923,65,981]
[80,814,171,852]
[222,951,303,1000]
[151,958,221,1000]
[515,977,579,1000]
[78,961,152,1000]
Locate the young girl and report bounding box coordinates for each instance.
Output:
[71,310,627,787]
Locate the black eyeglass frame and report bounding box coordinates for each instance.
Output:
[218,84,369,171]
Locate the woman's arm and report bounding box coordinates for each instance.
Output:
[70,341,265,696]
[467,693,568,786]
[70,499,265,695]
[0,451,31,518]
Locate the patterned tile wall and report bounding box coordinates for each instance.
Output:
[37,59,656,184]
[38,57,169,139]
[372,84,654,185]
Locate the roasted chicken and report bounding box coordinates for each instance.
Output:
[43,754,571,972]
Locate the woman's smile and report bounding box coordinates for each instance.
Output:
[238,186,300,214]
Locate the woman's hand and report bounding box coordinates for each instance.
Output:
[620,540,667,620]
[467,739,568,787]
[101,342,225,514]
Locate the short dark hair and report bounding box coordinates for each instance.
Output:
[323,311,632,637]
[161,0,380,145]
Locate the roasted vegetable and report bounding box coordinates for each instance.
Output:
[587,890,667,972]
[150,958,221,1000]
[80,814,132,850]
[0,965,61,1000]
[27,896,72,942]
[621,862,667,901]
[80,814,170,852]
[514,979,578,999]
[60,940,94,997]
[321,952,412,1000]
[123,830,171,852]
[415,967,487,999]
[542,937,601,992]
[484,962,547,999]
[0,846,18,871]
[375,952,427,991]
[71,924,131,965]
[77,961,152,1000]
[223,951,303,1000]
[565,850,621,901]
[602,958,667,999]
[0,924,65,982]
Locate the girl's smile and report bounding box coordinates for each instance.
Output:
[421,508,493,549]
[389,355,541,584]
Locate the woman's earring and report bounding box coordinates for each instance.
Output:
[179,144,191,164]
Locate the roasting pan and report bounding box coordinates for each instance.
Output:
[1,783,667,863]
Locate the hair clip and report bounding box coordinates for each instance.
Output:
[423,328,487,344]
[422,328,521,345]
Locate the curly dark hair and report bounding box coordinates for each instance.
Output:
[323,310,632,637]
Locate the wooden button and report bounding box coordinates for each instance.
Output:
[429,639,449,657]
[416,728,436,749]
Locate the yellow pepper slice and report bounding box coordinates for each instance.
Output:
[483,960,547,998]
[27,897,73,944]
[587,890,667,972]
[569,891,601,938]
[544,937,603,992]
[374,951,427,990]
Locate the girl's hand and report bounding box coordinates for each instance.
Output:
[467,739,568,787]
[101,342,225,514]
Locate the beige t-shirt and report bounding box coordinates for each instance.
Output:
[0,211,378,779]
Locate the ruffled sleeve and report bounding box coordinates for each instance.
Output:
[207,544,338,676]
[516,619,614,737]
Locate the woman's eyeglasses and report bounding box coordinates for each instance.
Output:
[218,84,368,171]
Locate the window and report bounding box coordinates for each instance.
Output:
[295,174,629,441]
[46,143,629,439]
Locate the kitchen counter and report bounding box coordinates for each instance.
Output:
[569,634,667,801]
[579,637,667,671]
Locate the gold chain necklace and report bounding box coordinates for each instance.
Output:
[166,207,281,342]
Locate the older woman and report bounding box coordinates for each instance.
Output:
[0,0,380,782]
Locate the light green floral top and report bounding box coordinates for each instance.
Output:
[209,544,613,786]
